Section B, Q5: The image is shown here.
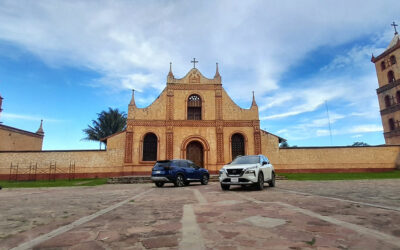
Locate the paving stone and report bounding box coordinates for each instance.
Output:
[1,181,400,249]
[239,216,287,229]
[141,235,178,249]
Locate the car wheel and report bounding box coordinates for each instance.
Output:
[174,174,185,187]
[155,182,164,188]
[269,172,276,187]
[201,174,209,185]
[221,183,230,190]
[256,172,264,190]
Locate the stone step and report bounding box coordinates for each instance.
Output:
[107,176,151,184]
[107,174,286,184]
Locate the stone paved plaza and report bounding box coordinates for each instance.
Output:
[1,180,400,249]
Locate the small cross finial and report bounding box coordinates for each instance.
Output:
[391,21,398,35]
[214,62,220,78]
[168,62,174,78]
[191,58,198,68]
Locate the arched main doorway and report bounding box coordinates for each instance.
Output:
[231,133,245,160]
[186,141,204,167]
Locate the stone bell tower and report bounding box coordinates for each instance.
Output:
[372,22,400,144]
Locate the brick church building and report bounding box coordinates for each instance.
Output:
[103,62,284,174]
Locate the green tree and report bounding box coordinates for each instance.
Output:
[351,141,369,146]
[83,108,127,148]
[279,141,289,148]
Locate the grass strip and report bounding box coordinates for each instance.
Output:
[0,178,107,188]
[279,171,400,180]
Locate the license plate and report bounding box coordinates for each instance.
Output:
[156,171,161,174]
[231,177,239,183]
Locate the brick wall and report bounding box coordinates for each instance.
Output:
[0,148,125,180]
[0,126,43,151]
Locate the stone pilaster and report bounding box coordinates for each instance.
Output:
[124,128,134,163]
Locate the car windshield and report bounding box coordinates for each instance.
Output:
[231,156,259,164]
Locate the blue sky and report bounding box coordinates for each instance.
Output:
[0,0,399,150]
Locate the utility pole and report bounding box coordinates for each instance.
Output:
[325,100,333,146]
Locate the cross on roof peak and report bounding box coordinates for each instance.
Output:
[391,21,398,35]
[191,58,198,68]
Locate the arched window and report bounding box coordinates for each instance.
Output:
[396,91,400,104]
[385,95,391,108]
[389,118,395,131]
[187,94,202,120]
[388,71,395,83]
[390,55,397,65]
[231,133,245,160]
[142,133,157,161]
[381,61,386,70]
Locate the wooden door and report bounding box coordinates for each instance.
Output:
[231,133,245,160]
[186,141,204,167]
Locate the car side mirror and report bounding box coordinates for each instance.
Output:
[262,161,268,165]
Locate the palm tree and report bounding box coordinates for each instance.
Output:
[83,108,127,148]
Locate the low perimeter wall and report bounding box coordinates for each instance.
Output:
[0,145,399,180]
[270,145,400,173]
[0,149,126,181]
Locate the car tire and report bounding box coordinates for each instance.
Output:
[201,174,209,185]
[268,172,276,187]
[256,172,264,191]
[155,182,164,188]
[174,174,185,187]
[221,183,230,190]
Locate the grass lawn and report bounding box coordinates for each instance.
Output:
[0,178,108,188]
[279,171,400,181]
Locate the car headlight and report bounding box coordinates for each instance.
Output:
[219,168,226,176]
[244,166,257,175]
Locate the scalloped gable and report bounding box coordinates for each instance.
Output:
[221,89,259,120]
[128,88,168,120]
[167,68,221,85]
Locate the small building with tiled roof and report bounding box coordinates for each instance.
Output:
[0,94,44,151]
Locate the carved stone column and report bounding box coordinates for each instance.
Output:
[165,88,174,159]
[215,87,224,164]
[124,125,134,163]
[253,121,262,155]
[215,87,223,120]
[166,88,174,120]
[216,121,224,164]
[166,130,174,159]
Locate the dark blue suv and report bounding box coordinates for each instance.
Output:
[151,159,209,187]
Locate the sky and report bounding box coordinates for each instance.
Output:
[0,0,399,150]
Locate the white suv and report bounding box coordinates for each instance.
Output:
[219,155,275,190]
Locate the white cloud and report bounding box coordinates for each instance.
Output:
[0,0,398,94]
[348,124,383,133]
[307,113,345,128]
[0,0,395,147]
[260,82,349,120]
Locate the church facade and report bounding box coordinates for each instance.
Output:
[105,63,283,174]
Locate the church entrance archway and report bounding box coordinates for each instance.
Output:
[186,141,204,167]
[231,133,245,160]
